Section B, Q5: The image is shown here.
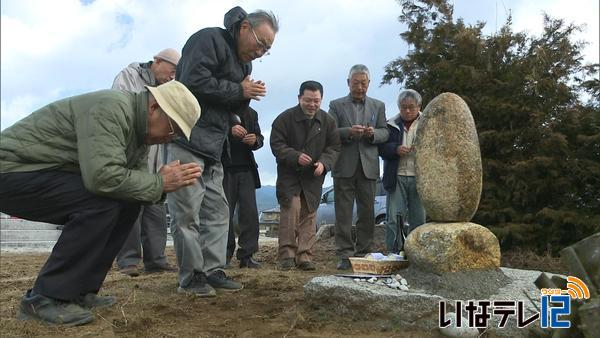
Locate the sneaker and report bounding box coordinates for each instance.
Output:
[119,265,140,277]
[144,264,178,274]
[278,258,295,271]
[17,290,93,326]
[75,294,116,309]
[177,271,217,298]
[206,270,243,292]
[336,258,352,270]
[239,256,261,269]
[296,261,316,271]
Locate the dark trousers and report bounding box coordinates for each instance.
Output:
[0,171,140,301]
[334,162,376,258]
[116,203,169,270]
[223,169,259,261]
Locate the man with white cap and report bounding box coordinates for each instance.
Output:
[0,80,201,326]
[112,48,182,276]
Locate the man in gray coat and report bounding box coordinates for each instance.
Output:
[329,64,389,270]
[111,48,180,276]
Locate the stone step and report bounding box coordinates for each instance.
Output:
[1,240,58,251]
[1,229,61,242]
[1,230,174,242]
[1,219,61,230]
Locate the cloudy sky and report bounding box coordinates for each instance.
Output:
[1,0,598,186]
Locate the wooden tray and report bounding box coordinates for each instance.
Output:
[349,257,409,275]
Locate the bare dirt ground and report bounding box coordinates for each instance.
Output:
[0,237,562,337]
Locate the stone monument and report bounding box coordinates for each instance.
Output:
[406,92,501,274]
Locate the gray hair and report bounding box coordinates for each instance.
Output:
[397,89,422,107]
[247,10,279,33]
[347,64,370,80]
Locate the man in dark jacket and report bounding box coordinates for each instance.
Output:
[270,81,340,271]
[222,106,263,268]
[379,89,426,253]
[168,6,278,296]
[0,81,201,326]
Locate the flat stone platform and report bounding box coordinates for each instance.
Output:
[304,267,554,337]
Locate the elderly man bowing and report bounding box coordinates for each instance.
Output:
[0,81,201,326]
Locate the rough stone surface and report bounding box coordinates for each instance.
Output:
[305,267,556,337]
[405,222,500,274]
[415,92,482,222]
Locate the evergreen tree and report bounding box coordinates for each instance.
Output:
[383,0,599,252]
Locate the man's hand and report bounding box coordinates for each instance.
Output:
[231,125,247,139]
[160,160,202,192]
[242,133,257,146]
[396,145,412,156]
[313,161,325,176]
[350,125,365,138]
[298,153,313,167]
[241,76,267,100]
[363,126,375,139]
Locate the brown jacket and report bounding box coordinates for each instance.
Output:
[270,105,340,212]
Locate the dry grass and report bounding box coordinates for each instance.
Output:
[501,247,567,275]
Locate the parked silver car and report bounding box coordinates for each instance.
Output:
[259,181,387,236]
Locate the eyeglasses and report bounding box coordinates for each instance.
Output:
[400,105,419,111]
[250,26,271,55]
[167,116,175,136]
[161,109,176,136]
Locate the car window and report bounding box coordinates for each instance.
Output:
[376,180,386,196]
[326,191,334,203]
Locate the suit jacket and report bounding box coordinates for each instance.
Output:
[328,95,388,179]
[270,105,340,212]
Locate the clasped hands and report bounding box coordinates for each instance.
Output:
[241,76,266,101]
[231,125,257,146]
[298,153,325,176]
[160,160,202,192]
[350,124,374,139]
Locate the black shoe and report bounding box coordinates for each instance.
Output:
[278,258,296,271]
[119,265,140,277]
[297,261,316,271]
[145,264,178,273]
[206,270,243,292]
[75,294,116,309]
[177,271,217,297]
[239,257,261,269]
[336,258,352,270]
[17,290,94,326]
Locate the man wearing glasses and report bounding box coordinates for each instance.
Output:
[379,89,426,253]
[111,48,181,277]
[0,81,202,326]
[168,6,278,296]
[329,64,389,270]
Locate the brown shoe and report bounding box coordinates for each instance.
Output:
[278,258,295,271]
[296,261,316,271]
[119,265,140,277]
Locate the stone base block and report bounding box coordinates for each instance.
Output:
[405,222,500,274]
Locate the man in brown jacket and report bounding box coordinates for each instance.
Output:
[270,81,340,271]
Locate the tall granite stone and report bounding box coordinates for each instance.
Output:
[405,222,501,274]
[414,93,482,222]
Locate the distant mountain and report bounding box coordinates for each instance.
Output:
[255,185,278,212]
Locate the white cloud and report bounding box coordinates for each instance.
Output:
[510,0,599,64]
[1,0,597,184]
